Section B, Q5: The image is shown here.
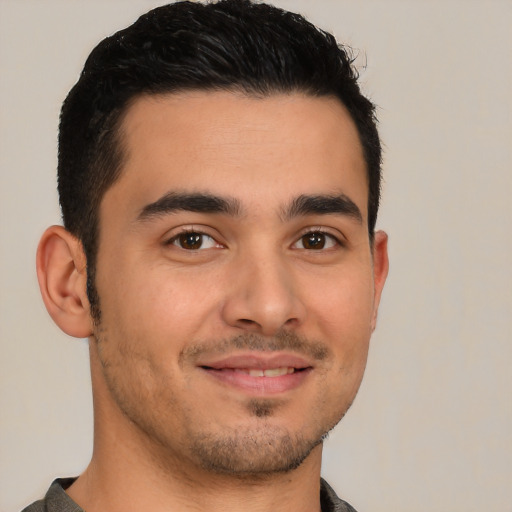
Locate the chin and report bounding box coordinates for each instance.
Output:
[189,424,323,476]
[186,401,345,476]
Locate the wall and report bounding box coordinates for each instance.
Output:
[1,1,510,510]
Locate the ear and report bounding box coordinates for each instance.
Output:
[370,230,389,331]
[36,225,93,338]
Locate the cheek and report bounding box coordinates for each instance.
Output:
[97,259,224,348]
[304,268,374,366]
[306,269,375,333]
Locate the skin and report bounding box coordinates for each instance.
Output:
[37,91,388,512]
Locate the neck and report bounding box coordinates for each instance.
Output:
[70,452,323,512]
[67,341,324,512]
[68,434,323,512]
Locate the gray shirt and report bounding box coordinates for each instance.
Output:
[22,477,358,512]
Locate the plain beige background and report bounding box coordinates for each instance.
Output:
[1,1,511,511]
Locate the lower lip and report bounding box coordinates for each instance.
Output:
[201,367,312,394]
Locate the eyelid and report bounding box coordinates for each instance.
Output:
[163,225,225,249]
[294,226,346,246]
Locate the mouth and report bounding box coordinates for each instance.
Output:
[231,367,297,377]
[198,353,313,394]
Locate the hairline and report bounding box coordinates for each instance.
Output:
[92,85,373,238]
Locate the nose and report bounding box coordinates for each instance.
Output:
[221,253,306,337]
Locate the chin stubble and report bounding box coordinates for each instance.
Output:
[189,423,325,476]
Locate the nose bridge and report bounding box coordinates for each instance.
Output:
[222,245,304,336]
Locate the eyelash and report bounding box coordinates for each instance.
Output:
[165,227,344,252]
[293,229,343,250]
[165,228,222,251]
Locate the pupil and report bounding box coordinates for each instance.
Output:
[304,232,325,249]
[180,233,202,249]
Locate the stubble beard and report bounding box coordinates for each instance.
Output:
[179,333,345,476]
[186,395,352,477]
[94,324,352,478]
[189,420,323,476]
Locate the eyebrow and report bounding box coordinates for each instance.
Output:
[137,192,242,221]
[283,194,363,223]
[136,191,362,224]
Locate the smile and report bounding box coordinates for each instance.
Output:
[198,353,313,394]
[233,367,295,377]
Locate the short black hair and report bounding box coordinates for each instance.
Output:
[58,0,382,320]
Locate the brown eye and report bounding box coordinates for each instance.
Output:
[301,232,326,250]
[294,231,338,250]
[178,233,203,250]
[172,232,218,250]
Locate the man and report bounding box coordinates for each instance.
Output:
[25,1,388,511]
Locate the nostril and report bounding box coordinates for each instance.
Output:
[238,318,257,326]
[235,318,264,331]
[283,317,299,328]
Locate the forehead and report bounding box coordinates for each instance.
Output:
[107,91,368,219]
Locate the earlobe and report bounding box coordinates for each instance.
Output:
[36,225,93,338]
[370,230,389,331]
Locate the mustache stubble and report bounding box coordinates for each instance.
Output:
[178,330,331,367]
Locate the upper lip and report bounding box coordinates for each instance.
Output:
[197,352,313,371]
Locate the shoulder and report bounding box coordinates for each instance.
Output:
[21,499,45,512]
[320,478,359,512]
[20,478,82,512]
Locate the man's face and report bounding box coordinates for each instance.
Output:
[91,91,387,475]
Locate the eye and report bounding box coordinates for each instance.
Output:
[169,231,220,250]
[293,231,339,250]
